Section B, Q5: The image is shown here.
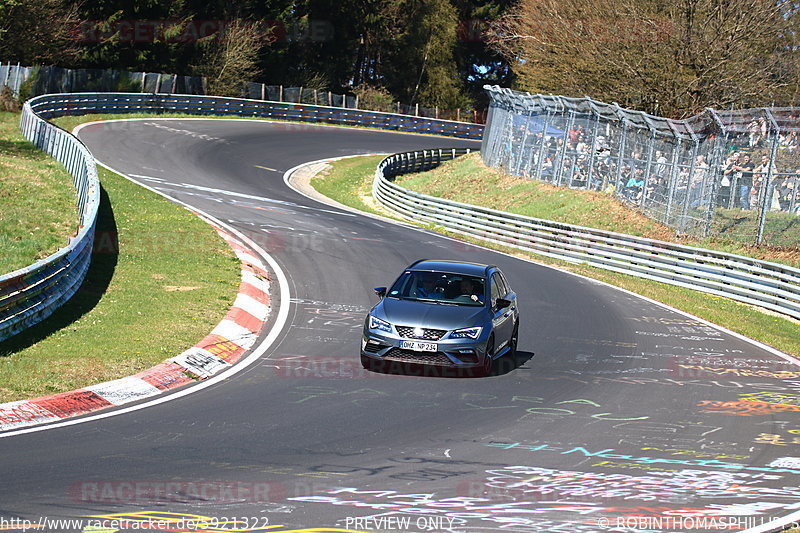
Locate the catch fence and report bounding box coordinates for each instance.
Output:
[482,86,800,246]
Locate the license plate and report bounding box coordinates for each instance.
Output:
[400,341,437,352]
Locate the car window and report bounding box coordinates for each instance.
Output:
[490,274,501,307]
[387,271,486,306]
[492,272,507,298]
[499,271,512,294]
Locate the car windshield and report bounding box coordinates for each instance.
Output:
[387,271,486,306]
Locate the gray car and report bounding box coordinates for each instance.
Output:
[361,259,519,376]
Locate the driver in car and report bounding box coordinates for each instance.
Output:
[455,278,481,303]
[416,275,444,299]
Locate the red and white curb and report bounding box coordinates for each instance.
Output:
[0,219,271,432]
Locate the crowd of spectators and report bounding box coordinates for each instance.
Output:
[517,119,800,216]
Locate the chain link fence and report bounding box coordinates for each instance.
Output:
[482,86,800,247]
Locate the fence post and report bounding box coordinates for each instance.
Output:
[639,129,656,208]
[664,130,682,224]
[534,107,551,180]
[679,138,699,233]
[756,110,781,245]
[614,120,628,194]
[415,103,419,116]
[14,63,24,96]
[555,110,575,186]
[279,85,283,102]
[585,107,601,189]
[703,109,727,237]
[515,109,532,176]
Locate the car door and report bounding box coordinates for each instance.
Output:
[489,271,514,353]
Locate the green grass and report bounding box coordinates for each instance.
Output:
[397,153,800,268]
[0,164,240,402]
[316,154,800,358]
[0,111,78,273]
[310,155,388,215]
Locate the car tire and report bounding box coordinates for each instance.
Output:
[479,336,495,377]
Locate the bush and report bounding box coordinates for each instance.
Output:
[353,84,395,112]
[0,87,19,111]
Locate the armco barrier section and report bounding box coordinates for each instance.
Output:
[374,150,800,320]
[28,93,484,140]
[0,100,100,342]
[1,92,482,342]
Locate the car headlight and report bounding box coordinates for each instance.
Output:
[369,315,392,333]
[450,326,482,339]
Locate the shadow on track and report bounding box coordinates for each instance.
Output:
[362,350,535,378]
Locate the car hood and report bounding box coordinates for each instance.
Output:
[376,298,487,331]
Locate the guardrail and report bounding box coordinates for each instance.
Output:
[29,93,484,140]
[374,150,800,320]
[0,100,100,342]
[1,92,483,342]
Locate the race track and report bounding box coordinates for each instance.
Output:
[0,118,798,533]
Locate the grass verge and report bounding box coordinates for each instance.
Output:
[0,111,78,273]
[0,164,240,403]
[313,154,800,358]
[309,155,387,215]
[397,153,800,267]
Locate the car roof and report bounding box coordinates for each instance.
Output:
[407,259,495,277]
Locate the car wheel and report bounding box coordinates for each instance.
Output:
[479,336,495,377]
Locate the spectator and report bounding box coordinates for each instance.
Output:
[655,150,668,178]
[736,154,755,209]
[624,169,644,202]
[775,175,794,212]
[753,155,772,208]
[689,154,709,207]
[718,153,739,208]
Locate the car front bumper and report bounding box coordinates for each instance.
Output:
[361,329,489,368]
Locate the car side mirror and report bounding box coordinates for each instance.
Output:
[496,298,511,310]
[374,287,387,298]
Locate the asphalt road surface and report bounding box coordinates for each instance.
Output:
[1,118,799,533]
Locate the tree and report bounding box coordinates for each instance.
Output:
[489,0,800,117]
[451,0,514,107]
[0,0,80,65]
[402,0,467,108]
[194,19,263,97]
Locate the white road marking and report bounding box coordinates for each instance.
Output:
[0,133,292,438]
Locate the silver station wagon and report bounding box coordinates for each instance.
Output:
[361,259,519,376]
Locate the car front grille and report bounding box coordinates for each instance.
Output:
[395,326,447,340]
[384,348,452,366]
